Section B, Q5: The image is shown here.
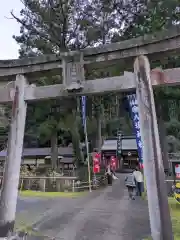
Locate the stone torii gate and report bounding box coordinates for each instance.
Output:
[0,26,180,239]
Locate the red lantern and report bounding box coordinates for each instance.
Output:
[110,156,116,170]
[139,163,144,169]
[93,157,99,165]
[93,152,101,163]
[93,164,100,173]
[93,156,100,173]
[95,152,100,158]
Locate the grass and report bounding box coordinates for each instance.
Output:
[143,198,180,240]
[19,190,87,198]
[169,197,180,239]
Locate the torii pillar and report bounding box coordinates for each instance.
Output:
[0,75,27,237]
[134,56,173,240]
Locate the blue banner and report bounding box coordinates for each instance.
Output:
[81,96,86,128]
[127,94,143,163]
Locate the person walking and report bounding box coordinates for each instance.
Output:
[106,164,113,185]
[125,171,136,200]
[133,167,144,196]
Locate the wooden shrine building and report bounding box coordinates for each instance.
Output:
[0,147,75,171]
[101,136,139,171]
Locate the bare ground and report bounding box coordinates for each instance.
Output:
[16,174,150,240]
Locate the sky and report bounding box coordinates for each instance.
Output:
[0,0,23,60]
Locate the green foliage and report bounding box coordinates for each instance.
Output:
[12,0,142,156]
[20,165,36,177]
[12,0,180,159]
[122,0,180,39]
[121,0,180,151]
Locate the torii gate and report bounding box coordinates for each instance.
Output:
[0,26,180,239]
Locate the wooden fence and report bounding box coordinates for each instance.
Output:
[0,175,108,192]
[0,176,77,192]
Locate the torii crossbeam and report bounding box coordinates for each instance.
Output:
[0,27,180,103]
[0,26,178,239]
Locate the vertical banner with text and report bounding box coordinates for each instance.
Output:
[127,94,143,164]
[81,96,86,128]
[81,96,92,192]
[117,130,122,156]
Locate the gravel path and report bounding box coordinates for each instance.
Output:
[24,174,150,240]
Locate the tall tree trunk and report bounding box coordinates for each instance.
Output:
[71,128,84,168]
[50,132,58,170]
[96,112,102,152]
[156,103,169,172]
[73,99,84,166]
[69,109,84,168]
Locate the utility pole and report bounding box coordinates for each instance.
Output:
[134,56,173,240]
[0,75,27,238]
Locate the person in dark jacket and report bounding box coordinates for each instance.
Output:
[105,164,113,185]
[125,171,136,200]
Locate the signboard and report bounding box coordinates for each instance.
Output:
[175,164,180,179]
[117,130,122,155]
[127,94,143,164]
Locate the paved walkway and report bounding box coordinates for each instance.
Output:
[24,174,150,240]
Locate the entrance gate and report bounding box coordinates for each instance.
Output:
[123,156,138,170]
[0,27,180,239]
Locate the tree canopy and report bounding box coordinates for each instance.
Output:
[8,0,180,166]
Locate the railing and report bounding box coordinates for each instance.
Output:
[74,175,108,191]
[0,176,77,192]
[0,175,108,192]
[168,153,180,159]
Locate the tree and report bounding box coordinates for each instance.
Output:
[12,0,90,168]
[120,0,180,39]
[121,0,180,169]
[80,0,145,149]
[12,0,145,162]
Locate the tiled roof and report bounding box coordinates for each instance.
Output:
[101,137,137,151]
[0,147,74,157]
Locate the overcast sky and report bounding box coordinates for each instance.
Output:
[0,0,23,59]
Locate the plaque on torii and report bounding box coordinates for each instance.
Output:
[62,52,85,91]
